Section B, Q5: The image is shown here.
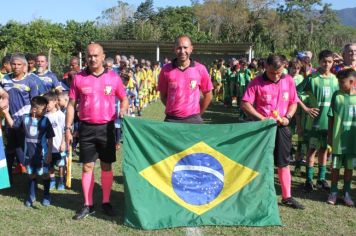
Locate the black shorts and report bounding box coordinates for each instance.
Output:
[6,127,24,150]
[79,121,116,164]
[164,114,203,124]
[274,126,292,168]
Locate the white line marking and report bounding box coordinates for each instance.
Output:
[173,165,224,182]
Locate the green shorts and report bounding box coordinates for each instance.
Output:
[332,154,355,169]
[309,130,328,149]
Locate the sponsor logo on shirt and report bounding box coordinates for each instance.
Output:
[263,94,272,102]
[30,125,38,136]
[81,87,92,94]
[322,87,331,98]
[40,76,53,83]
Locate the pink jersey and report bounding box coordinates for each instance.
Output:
[158,60,213,118]
[69,69,126,124]
[242,73,299,119]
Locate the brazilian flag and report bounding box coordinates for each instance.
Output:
[0,129,10,189]
[123,117,281,229]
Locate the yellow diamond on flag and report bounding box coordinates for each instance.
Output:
[139,141,259,215]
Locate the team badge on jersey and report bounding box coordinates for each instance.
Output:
[104,86,112,95]
[282,92,289,101]
[190,80,197,89]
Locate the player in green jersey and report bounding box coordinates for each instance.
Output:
[327,69,356,206]
[297,50,339,192]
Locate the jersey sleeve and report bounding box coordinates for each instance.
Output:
[288,78,300,104]
[51,73,61,90]
[199,65,213,93]
[157,68,167,94]
[68,75,79,101]
[12,115,24,129]
[115,75,127,100]
[242,79,257,104]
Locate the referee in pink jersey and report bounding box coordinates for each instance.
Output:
[65,43,128,220]
[158,35,213,124]
[241,54,305,210]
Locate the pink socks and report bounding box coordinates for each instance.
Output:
[82,172,94,206]
[101,171,113,204]
[278,167,291,199]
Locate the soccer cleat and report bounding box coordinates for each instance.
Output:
[57,183,65,191]
[42,196,51,206]
[303,181,315,193]
[327,192,338,205]
[24,197,35,208]
[73,205,95,220]
[343,192,355,207]
[316,180,330,192]
[281,197,305,210]
[102,203,116,217]
[13,164,22,174]
[20,164,27,173]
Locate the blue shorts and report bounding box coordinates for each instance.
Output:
[26,162,50,175]
[50,152,66,168]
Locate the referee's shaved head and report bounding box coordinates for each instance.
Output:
[86,43,105,72]
[87,43,104,54]
[175,35,192,47]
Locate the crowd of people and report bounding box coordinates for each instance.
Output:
[0,36,355,220]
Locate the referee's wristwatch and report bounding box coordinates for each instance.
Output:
[285,114,292,123]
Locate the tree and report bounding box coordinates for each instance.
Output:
[96,0,134,26]
[134,0,155,21]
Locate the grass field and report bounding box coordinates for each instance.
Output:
[0,101,355,236]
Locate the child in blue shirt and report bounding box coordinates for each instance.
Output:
[3,96,55,207]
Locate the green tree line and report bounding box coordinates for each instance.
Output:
[1,0,355,75]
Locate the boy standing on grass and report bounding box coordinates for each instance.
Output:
[44,92,66,190]
[297,50,339,193]
[327,69,356,206]
[241,54,305,209]
[2,96,55,207]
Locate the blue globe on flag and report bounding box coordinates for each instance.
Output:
[172,153,224,205]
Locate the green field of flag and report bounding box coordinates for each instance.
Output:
[123,117,281,230]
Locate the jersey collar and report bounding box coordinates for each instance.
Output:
[262,72,286,84]
[172,58,195,71]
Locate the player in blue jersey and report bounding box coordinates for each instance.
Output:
[2,96,55,207]
[35,53,62,94]
[1,54,42,184]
